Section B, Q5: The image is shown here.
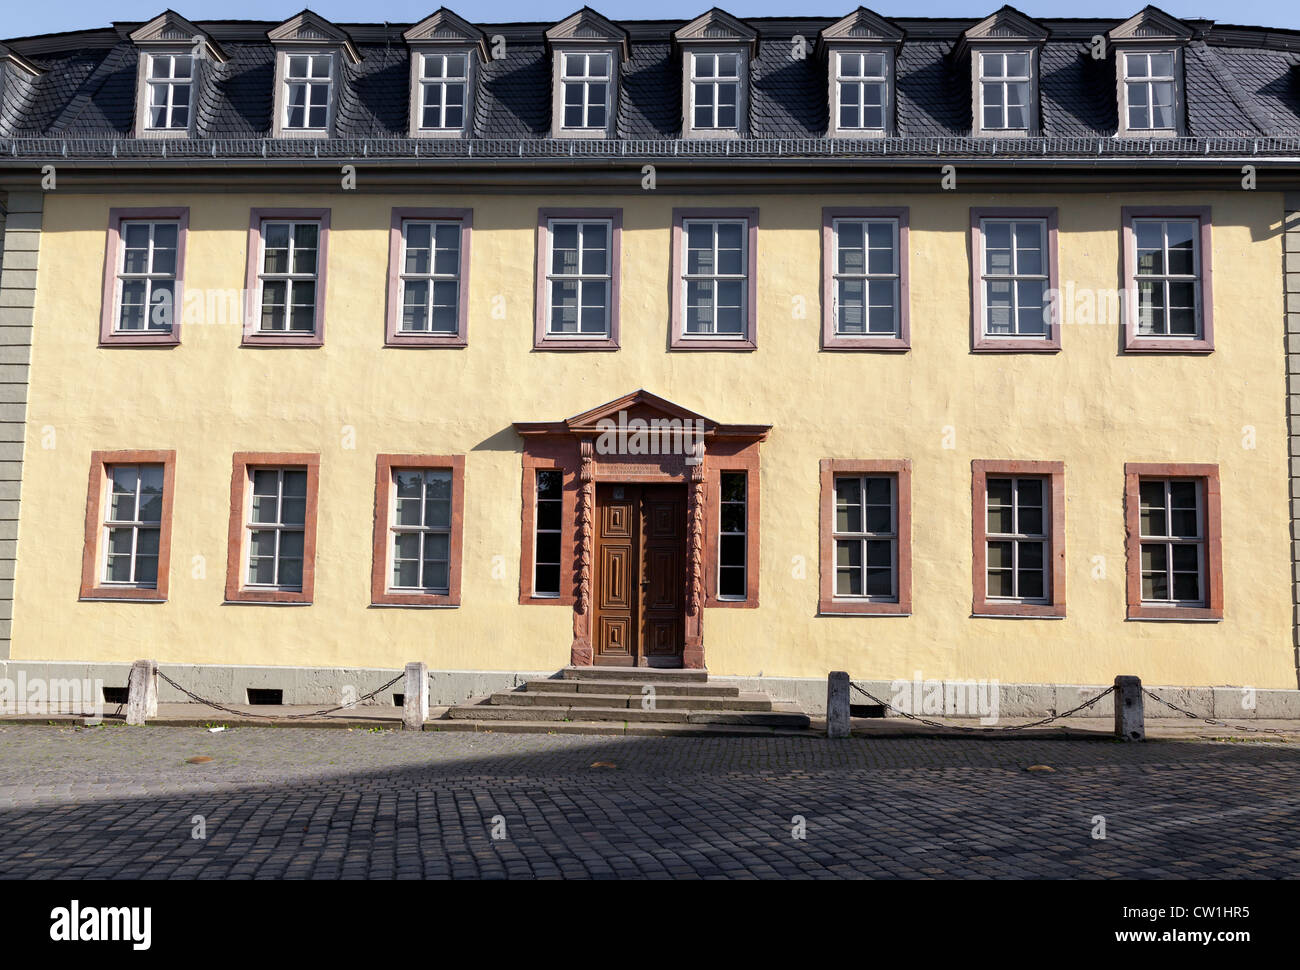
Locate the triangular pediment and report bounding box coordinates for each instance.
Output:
[268,9,361,63]
[1108,6,1195,44]
[674,8,759,52]
[130,11,226,61]
[963,6,1049,44]
[819,8,904,46]
[403,8,486,51]
[513,390,770,441]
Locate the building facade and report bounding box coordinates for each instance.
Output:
[1,6,1299,707]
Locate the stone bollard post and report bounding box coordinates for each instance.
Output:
[126,659,158,726]
[827,671,850,739]
[403,662,429,731]
[1113,675,1145,741]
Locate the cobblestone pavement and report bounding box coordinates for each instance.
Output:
[0,723,1297,879]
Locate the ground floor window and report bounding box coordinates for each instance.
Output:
[224,452,320,604]
[970,460,1065,618]
[79,450,176,602]
[371,455,464,607]
[1124,463,1222,621]
[818,459,911,615]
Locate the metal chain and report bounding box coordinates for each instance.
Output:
[1141,688,1293,736]
[849,681,1116,732]
[155,670,405,722]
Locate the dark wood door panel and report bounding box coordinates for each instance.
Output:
[594,485,637,666]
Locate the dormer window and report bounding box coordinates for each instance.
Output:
[560,52,611,130]
[283,53,333,132]
[690,53,741,131]
[417,52,468,131]
[978,51,1032,131]
[129,11,224,139]
[1120,51,1178,132]
[836,51,888,132]
[144,53,193,131]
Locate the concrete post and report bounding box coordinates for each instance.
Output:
[1113,675,1144,741]
[403,662,428,731]
[126,659,158,726]
[827,671,850,739]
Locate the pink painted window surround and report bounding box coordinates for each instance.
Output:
[243,208,330,348]
[969,207,1061,353]
[99,208,189,347]
[534,208,622,351]
[670,207,759,351]
[385,208,472,348]
[1121,206,1214,353]
[821,207,910,351]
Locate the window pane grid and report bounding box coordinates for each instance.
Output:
[245,468,307,591]
[1124,52,1176,130]
[284,54,333,130]
[533,469,563,597]
[832,218,900,336]
[419,52,468,130]
[691,52,740,130]
[985,476,1048,603]
[682,219,747,338]
[833,474,898,601]
[717,471,747,600]
[1133,218,1202,338]
[116,220,179,333]
[258,221,320,334]
[399,220,461,334]
[560,52,611,129]
[835,52,887,131]
[546,220,612,336]
[1139,477,1205,606]
[145,53,193,130]
[389,468,453,593]
[979,51,1032,130]
[101,464,164,588]
[981,218,1049,338]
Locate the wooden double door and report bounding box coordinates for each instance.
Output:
[593,484,687,667]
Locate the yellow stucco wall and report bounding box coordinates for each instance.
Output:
[12,189,1295,687]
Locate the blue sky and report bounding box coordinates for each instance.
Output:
[5,1,1299,39]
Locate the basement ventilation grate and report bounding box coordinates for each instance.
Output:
[102,687,129,705]
[392,694,404,707]
[246,688,283,706]
[850,704,887,719]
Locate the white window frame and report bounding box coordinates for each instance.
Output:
[398,219,462,335]
[680,218,749,341]
[559,52,612,131]
[415,51,469,134]
[114,220,180,335]
[274,50,335,137]
[141,52,194,133]
[101,464,164,588]
[978,217,1050,339]
[388,467,453,595]
[832,473,898,603]
[545,218,613,339]
[717,471,747,601]
[532,469,564,598]
[831,217,900,338]
[984,475,1050,605]
[1119,49,1182,136]
[256,220,322,335]
[1138,478,1206,608]
[1131,217,1203,340]
[245,467,308,592]
[832,49,891,136]
[684,49,745,137]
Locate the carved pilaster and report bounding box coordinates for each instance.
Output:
[570,437,596,666]
[683,439,706,669]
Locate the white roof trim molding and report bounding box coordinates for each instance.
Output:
[267,9,361,64]
[818,8,904,50]
[956,5,1049,57]
[403,8,489,61]
[129,10,226,62]
[1108,6,1197,45]
[546,7,630,61]
[673,7,759,54]
[0,42,44,77]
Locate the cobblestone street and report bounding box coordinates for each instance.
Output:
[1,723,1297,879]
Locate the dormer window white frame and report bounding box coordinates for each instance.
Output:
[1117,48,1184,137]
[976,49,1036,134]
[551,48,618,139]
[403,10,487,140]
[684,48,747,138]
[831,48,894,137]
[276,50,336,137]
[128,12,224,140]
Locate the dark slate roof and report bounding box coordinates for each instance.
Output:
[1,16,1299,150]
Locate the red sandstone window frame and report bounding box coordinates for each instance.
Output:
[79,449,177,602]
[704,451,761,609]
[242,208,330,348]
[670,207,759,351]
[224,452,320,604]
[519,447,579,605]
[384,207,472,348]
[971,460,1066,617]
[99,208,189,347]
[1123,462,1223,621]
[371,454,465,607]
[820,207,911,351]
[969,207,1061,353]
[1121,206,1214,353]
[534,208,622,351]
[818,459,912,616]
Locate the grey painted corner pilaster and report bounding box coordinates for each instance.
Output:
[1285,193,1300,689]
[0,190,42,660]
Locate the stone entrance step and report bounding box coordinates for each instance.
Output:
[524,679,740,698]
[483,690,773,712]
[446,704,807,728]
[561,666,709,684]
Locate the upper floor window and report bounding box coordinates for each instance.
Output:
[400,220,462,335]
[279,53,333,134]
[971,208,1060,352]
[417,52,468,131]
[831,217,900,339]
[835,51,889,133]
[244,209,330,347]
[978,51,1032,132]
[1121,51,1178,133]
[690,52,741,132]
[114,220,179,335]
[1122,206,1212,353]
[682,219,746,340]
[546,219,612,339]
[143,53,193,131]
[560,52,611,130]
